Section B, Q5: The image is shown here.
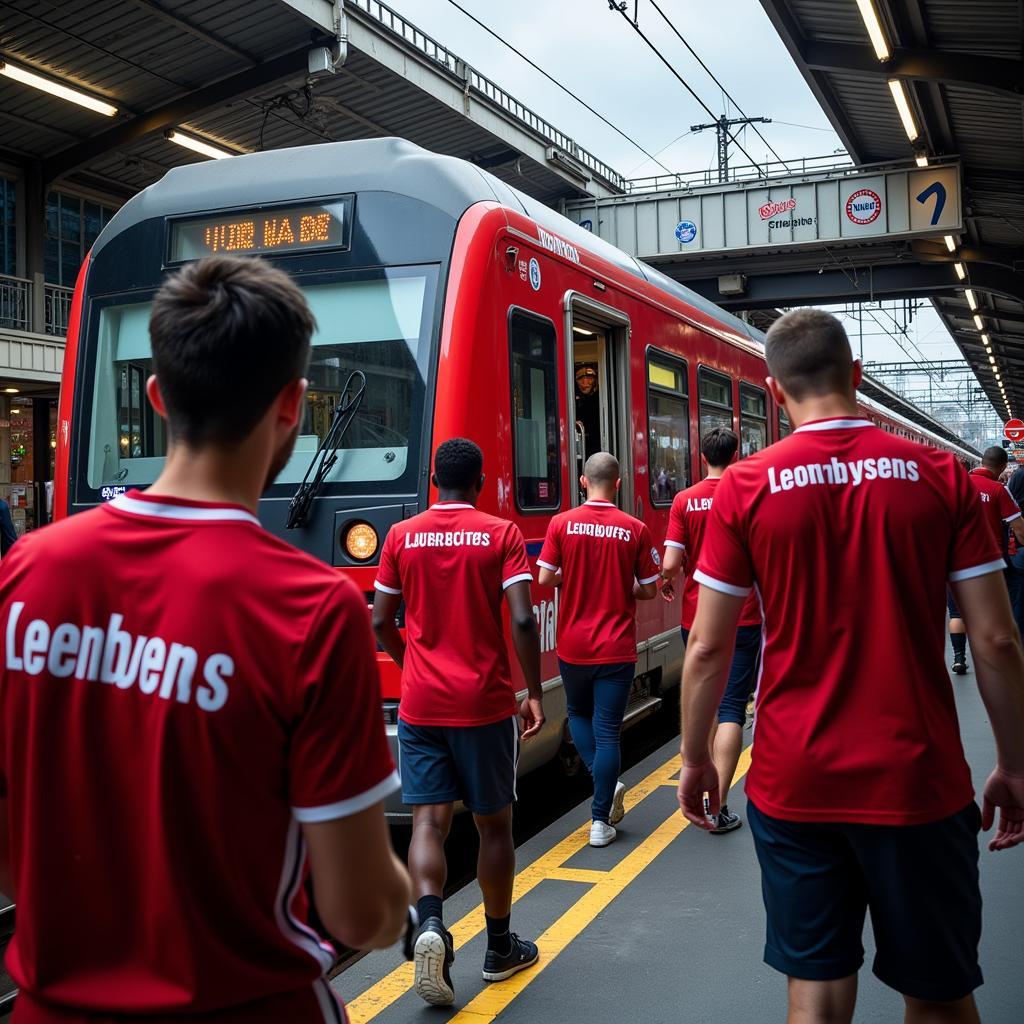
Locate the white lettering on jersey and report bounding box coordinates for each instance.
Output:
[564,521,633,541]
[4,604,232,712]
[405,530,492,548]
[768,456,920,494]
[685,497,714,512]
[533,589,559,654]
[980,493,990,503]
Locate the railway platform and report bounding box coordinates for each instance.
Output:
[334,674,1023,1024]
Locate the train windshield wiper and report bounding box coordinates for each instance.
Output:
[286,370,367,530]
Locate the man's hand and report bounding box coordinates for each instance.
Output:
[677,757,719,829]
[982,767,1024,851]
[519,696,545,739]
[660,579,676,603]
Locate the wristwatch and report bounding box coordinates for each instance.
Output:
[402,905,419,961]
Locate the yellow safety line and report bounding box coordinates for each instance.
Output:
[346,746,751,1024]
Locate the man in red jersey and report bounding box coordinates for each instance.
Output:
[537,453,660,848]
[678,308,1024,1024]
[661,427,761,835]
[372,438,543,1007]
[0,256,413,1024]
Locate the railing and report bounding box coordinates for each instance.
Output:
[0,275,31,332]
[44,284,73,336]
[626,153,860,194]
[348,0,628,191]
[0,274,73,336]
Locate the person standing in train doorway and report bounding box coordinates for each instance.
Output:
[373,438,544,1007]
[677,308,1024,1024]
[536,452,661,847]
[660,427,762,835]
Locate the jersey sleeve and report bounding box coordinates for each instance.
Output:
[501,523,533,590]
[634,522,661,585]
[693,471,755,597]
[537,518,562,573]
[665,494,687,551]
[949,470,1006,582]
[289,579,399,821]
[998,484,1022,523]
[373,527,402,595]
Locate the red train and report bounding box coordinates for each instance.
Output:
[54,139,977,808]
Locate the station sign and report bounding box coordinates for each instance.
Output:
[1004,418,1024,443]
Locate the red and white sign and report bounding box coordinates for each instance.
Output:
[1003,418,1024,442]
[845,188,883,225]
[759,198,797,221]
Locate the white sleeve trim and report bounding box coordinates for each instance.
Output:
[692,568,753,598]
[373,580,401,595]
[1003,511,1022,523]
[536,559,560,571]
[502,572,533,590]
[292,770,401,823]
[637,573,661,585]
[948,559,1008,583]
[664,540,686,551]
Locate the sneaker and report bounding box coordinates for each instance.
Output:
[608,781,627,825]
[589,820,617,847]
[482,933,539,982]
[710,808,743,834]
[951,657,968,675]
[413,917,455,1006]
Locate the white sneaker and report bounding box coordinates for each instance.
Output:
[589,820,617,847]
[609,781,626,825]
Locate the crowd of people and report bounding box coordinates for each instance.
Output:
[0,256,1022,1024]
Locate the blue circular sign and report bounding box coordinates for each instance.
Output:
[528,257,541,291]
[675,220,697,244]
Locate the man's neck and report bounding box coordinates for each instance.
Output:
[785,392,861,430]
[705,466,726,480]
[584,491,616,503]
[436,490,476,506]
[145,444,266,514]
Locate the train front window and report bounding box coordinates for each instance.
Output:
[85,270,431,491]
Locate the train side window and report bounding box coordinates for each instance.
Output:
[509,310,560,511]
[778,406,792,439]
[647,350,690,505]
[698,366,734,443]
[739,383,767,457]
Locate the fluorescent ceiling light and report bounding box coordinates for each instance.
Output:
[965,289,978,311]
[989,355,996,365]
[0,60,117,116]
[888,79,919,141]
[2,387,18,394]
[166,130,233,160]
[944,235,957,253]
[855,0,891,61]
[572,326,594,336]
[914,153,929,168]
[954,262,966,280]
[974,314,985,331]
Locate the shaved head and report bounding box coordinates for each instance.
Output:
[983,445,1008,472]
[583,452,619,486]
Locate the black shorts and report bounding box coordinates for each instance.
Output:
[947,588,961,620]
[747,800,983,1002]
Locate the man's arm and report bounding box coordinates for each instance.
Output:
[951,571,1024,851]
[633,580,658,600]
[303,803,411,949]
[537,566,561,588]
[372,590,405,669]
[504,580,544,739]
[678,586,745,827]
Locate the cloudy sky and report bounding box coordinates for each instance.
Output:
[381,0,971,379]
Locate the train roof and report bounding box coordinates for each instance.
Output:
[96,137,978,459]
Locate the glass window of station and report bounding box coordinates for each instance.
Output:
[647,351,690,504]
[45,190,117,287]
[1,176,16,277]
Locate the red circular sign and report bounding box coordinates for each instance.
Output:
[1004,418,1024,442]
[845,188,882,225]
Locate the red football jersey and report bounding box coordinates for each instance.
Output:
[537,500,660,665]
[968,466,1021,556]
[0,491,398,1023]
[665,477,762,631]
[375,503,532,727]
[695,418,1003,826]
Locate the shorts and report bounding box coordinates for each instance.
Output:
[680,624,761,725]
[747,799,983,1002]
[397,717,519,815]
[947,588,961,620]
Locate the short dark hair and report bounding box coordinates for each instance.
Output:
[583,452,619,485]
[149,256,315,446]
[765,308,854,401]
[701,427,738,468]
[983,445,1008,470]
[434,438,483,490]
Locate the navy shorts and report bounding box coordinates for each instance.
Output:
[947,588,961,620]
[681,624,761,725]
[398,717,519,816]
[748,800,983,1002]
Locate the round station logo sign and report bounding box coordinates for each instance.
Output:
[1004,418,1024,443]
[675,220,698,244]
[845,188,883,225]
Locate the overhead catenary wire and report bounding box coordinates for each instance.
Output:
[605,1,768,178]
[440,0,675,176]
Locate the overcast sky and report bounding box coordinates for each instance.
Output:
[382,0,972,378]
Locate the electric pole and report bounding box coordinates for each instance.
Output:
[690,114,772,182]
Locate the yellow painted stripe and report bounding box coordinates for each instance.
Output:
[345,750,681,1023]
[545,867,609,884]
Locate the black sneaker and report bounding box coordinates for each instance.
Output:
[413,917,455,1006]
[952,657,968,675]
[710,808,743,834]
[481,933,539,982]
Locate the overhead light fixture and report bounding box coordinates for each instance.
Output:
[165,129,233,160]
[989,354,996,365]
[965,289,978,311]
[914,153,929,168]
[974,314,985,331]
[855,0,892,61]
[2,387,18,394]
[954,262,966,280]
[944,235,957,253]
[887,79,919,141]
[0,60,117,116]
[572,326,595,337]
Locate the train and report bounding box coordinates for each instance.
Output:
[53,138,979,813]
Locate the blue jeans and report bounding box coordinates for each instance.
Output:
[558,660,634,823]
[1008,552,1024,639]
[680,624,762,725]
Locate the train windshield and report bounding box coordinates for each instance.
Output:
[83,266,435,493]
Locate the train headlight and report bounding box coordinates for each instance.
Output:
[344,522,378,561]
